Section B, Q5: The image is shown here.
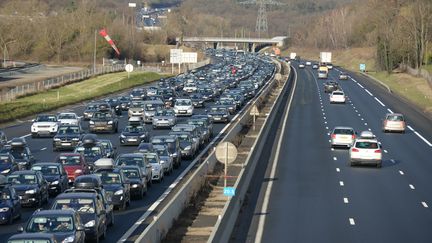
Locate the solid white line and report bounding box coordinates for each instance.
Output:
[413,131,432,147]
[344,198,349,204]
[409,184,415,190]
[407,125,415,131]
[357,83,364,88]
[352,79,357,83]
[374,97,385,107]
[422,202,429,208]
[387,108,393,114]
[365,89,373,96]
[41,147,47,151]
[7,133,31,143]
[255,65,297,243]
[349,218,355,225]
[333,157,337,161]
[336,168,340,172]
[399,170,405,175]
[339,181,345,186]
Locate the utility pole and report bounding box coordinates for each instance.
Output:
[93,30,97,74]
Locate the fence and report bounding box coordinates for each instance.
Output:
[400,64,432,89]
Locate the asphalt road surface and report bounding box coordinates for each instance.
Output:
[234,62,432,243]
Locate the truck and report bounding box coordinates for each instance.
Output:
[320,52,332,63]
[289,52,297,60]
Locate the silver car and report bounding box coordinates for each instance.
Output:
[152,109,177,129]
[331,126,356,148]
[143,100,164,123]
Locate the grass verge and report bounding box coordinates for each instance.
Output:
[0,71,169,123]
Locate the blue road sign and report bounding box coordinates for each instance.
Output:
[223,187,236,197]
[360,63,366,71]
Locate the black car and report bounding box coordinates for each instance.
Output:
[187,118,211,143]
[53,125,83,151]
[104,98,122,115]
[168,132,196,159]
[7,170,49,207]
[30,163,68,196]
[160,88,177,107]
[118,96,131,111]
[207,105,230,123]
[99,139,117,159]
[114,153,152,186]
[73,135,106,167]
[150,135,181,168]
[19,209,85,243]
[0,153,18,176]
[216,98,237,114]
[0,176,21,225]
[83,103,99,120]
[190,93,206,107]
[7,233,57,243]
[198,87,215,101]
[51,192,107,242]
[324,81,340,93]
[94,168,131,211]
[129,88,146,100]
[120,125,150,145]
[119,166,147,199]
[89,109,119,133]
[71,175,114,227]
[0,138,35,170]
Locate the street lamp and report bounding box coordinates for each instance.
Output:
[2,40,17,68]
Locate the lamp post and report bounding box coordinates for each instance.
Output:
[2,40,16,68]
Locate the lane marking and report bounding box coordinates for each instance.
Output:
[383,150,388,153]
[324,121,327,124]
[374,97,385,107]
[41,147,47,151]
[336,168,340,172]
[344,198,349,204]
[333,157,337,161]
[413,131,432,147]
[399,170,405,175]
[364,123,368,126]
[349,218,356,225]
[7,133,31,143]
[326,127,329,130]
[329,139,332,143]
[323,117,326,120]
[331,148,335,151]
[339,181,345,186]
[358,114,361,117]
[391,159,396,164]
[387,108,393,114]
[357,83,364,88]
[361,118,364,121]
[409,184,415,190]
[422,202,429,208]
[364,89,373,96]
[327,133,330,136]
[368,128,372,131]
[407,125,415,131]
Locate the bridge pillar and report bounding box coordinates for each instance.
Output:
[213,42,218,49]
[248,43,256,53]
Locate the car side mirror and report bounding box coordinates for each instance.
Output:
[17,226,24,233]
[31,119,35,122]
[76,225,85,231]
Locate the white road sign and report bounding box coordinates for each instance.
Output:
[125,64,134,73]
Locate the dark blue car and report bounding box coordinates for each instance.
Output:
[0,175,21,225]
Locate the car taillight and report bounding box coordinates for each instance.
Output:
[351,148,359,152]
[331,134,336,139]
[383,120,388,126]
[352,134,356,139]
[374,149,381,153]
[401,121,406,127]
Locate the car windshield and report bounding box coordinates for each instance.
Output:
[93,112,111,119]
[355,142,379,149]
[174,134,189,141]
[145,104,158,111]
[95,172,121,184]
[1,189,11,201]
[122,169,140,179]
[57,156,81,165]
[116,157,143,167]
[7,174,37,185]
[145,155,159,164]
[27,215,74,233]
[124,126,144,133]
[53,198,95,214]
[156,110,174,116]
[74,146,102,157]
[86,105,98,111]
[177,100,191,106]
[0,155,10,164]
[334,129,354,135]
[36,115,57,122]
[210,107,226,112]
[57,126,80,135]
[32,165,59,176]
[155,149,169,157]
[333,92,344,95]
[8,147,26,160]
[188,120,204,126]
[387,115,404,121]
[58,114,76,119]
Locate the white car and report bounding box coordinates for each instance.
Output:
[331,126,356,148]
[350,136,382,168]
[144,153,164,182]
[57,112,80,126]
[31,114,59,137]
[173,99,194,116]
[329,91,346,104]
[183,83,197,93]
[154,145,174,175]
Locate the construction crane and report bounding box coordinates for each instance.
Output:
[240,0,285,37]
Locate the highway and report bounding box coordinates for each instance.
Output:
[233,62,432,242]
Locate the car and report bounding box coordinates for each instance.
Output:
[119,166,148,199]
[318,70,328,79]
[0,138,35,170]
[160,88,177,107]
[55,153,90,184]
[136,143,154,154]
[142,100,165,123]
[82,103,99,120]
[104,97,122,115]
[89,109,118,133]
[114,153,152,186]
[305,61,312,66]
[173,99,194,116]
[382,113,406,133]
[51,192,107,242]
[31,114,59,137]
[153,145,173,175]
[312,63,319,69]
[190,93,206,107]
[129,88,146,100]
[339,72,349,80]
[216,98,237,114]
[53,125,83,151]
[324,81,340,93]
[183,83,197,93]
[0,153,18,176]
[146,86,159,96]
[187,118,211,143]
[0,175,21,225]
[350,136,382,168]
[73,134,106,166]
[298,63,305,68]
[7,233,57,243]
[70,175,114,227]
[19,209,85,243]
[119,125,149,146]
[128,116,144,127]
[117,96,131,111]
[99,139,117,159]
[57,112,81,126]
[128,100,146,118]
[191,115,214,136]
[31,163,68,196]
[172,124,203,148]
[152,109,177,129]
[144,153,164,182]
[207,105,230,123]
[169,132,197,159]
[7,170,49,207]
[331,127,356,148]
[329,91,346,104]
[150,135,181,168]
[0,131,7,149]
[327,63,334,69]
[93,167,131,211]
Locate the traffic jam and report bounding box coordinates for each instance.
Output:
[0,49,275,242]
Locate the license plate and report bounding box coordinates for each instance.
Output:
[214,117,221,120]
[128,139,137,142]
[62,143,71,146]
[68,179,72,183]
[179,111,186,113]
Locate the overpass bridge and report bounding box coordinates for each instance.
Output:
[176,36,288,52]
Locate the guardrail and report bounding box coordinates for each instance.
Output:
[207,61,294,243]
[132,58,280,243]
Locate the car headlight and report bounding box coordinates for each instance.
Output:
[62,235,75,243]
[89,121,95,125]
[140,134,147,138]
[51,180,59,185]
[184,146,191,150]
[54,138,61,141]
[223,115,228,117]
[131,184,139,188]
[160,160,165,164]
[0,207,10,212]
[1,169,10,174]
[120,134,126,138]
[108,121,113,124]
[85,220,95,227]
[25,189,37,194]
[114,189,124,195]
[75,169,82,174]
[172,152,178,157]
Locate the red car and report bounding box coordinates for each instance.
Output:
[55,153,90,183]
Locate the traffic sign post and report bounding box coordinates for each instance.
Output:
[215,142,238,189]
[250,105,260,130]
[360,63,366,72]
[125,64,134,79]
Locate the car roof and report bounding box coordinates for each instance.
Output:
[32,209,76,216]
[355,138,379,143]
[119,153,144,158]
[386,113,404,116]
[333,126,354,130]
[56,192,96,199]
[11,170,37,175]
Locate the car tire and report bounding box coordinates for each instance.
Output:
[37,195,43,207]
[377,162,382,168]
[101,225,107,239]
[95,231,100,243]
[350,161,356,167]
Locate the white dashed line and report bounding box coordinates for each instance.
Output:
[349,218,356,225]
[327,133,330,136]
[383,150,388,153]
[326,127,329,130]
[329,140,332,143]
[413,131,432,147]
[355,110,358,113]
[323,117,326,119]
[364,123,368,126]
[374,97,385,107]
[358,114,361,117]
[361,118,364,121]
[391,159,396,163]
[344,198,349,204]
[41,147,47,151]
[331,148,335,151]
[421,202,429,208]
[368,128,372,131]
[364,89,373,96]
[352,79,357,83]
[336,168,340,172]
[409,184,415,190]
[387,108,393,114]
[324,121,327,124]
[333,157,337,161]
[399,170,405,175]
[339,181,345,186]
